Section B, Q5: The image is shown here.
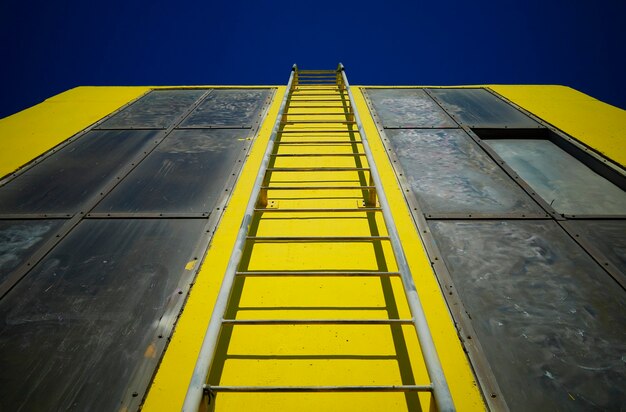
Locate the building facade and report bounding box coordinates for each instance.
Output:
[0,67,624,411]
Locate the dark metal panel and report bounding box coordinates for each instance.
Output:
[98,89,208,129]
[429,88,540,128]
[386,129,544,214]
[180,89,271,128]
[0,219,206,411]
[485,139,626,215]
[365,89,456,128]
[0,91,211,300]
[0,220,64,284]
[429,220,626,411]
[93,129,247,213]
[568,220,626,275]
[0,130,159,214]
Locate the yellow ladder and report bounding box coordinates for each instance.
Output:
[183,64,455,411]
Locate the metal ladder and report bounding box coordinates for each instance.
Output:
[183,64,455,411]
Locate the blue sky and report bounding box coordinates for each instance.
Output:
[1,0,625,118]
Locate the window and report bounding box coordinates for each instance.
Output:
[485,139,626,215]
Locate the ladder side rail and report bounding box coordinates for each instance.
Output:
[181,64,297,412]
[338,63,455,412]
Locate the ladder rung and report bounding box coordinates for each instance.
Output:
[254,207,381,213]
[290,93,347,97]
[281,120,356,124]
[279,129,358,133]
[288,99,348,102]
[277,141,363,145]
[260,185,374,190]
[266,167,369,172]
[285,113,350,116]
[294,84,343,91]
[235,270,398,277]
[205,385,432,393]
[285,105,348,109]
[222,319,412,325]
[270,153,366,157]
[246,236,390,242]
[297,73,338,76]
[297,78,337,80]
[297,70,338,74]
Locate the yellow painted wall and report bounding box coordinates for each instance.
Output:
[0,86,151,178]
[489,85,626,167]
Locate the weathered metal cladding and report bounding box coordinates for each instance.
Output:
[0,130,159,214]
[383,128,542,215]
[98,89,207,129]
[429,220,626,411]
[0,220,64,284]
[363,85,626,411]
[180,89,272,128]
[428,88,541,129]
[0,219,206,410]
[0,88,274,411]
[367,89,455,128]
[569,220,626,271]
[94,129,250,214]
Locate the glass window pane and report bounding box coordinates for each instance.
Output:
[0,219,205,411]
[95,129,246,213]
[99,89,206,129]
[180,89,271,128]
[571,220,626,271]
[366,89,456,128]
[429,220,626,411]
[0,220,64,284]
[387,129,543,214]
[0,130,158,214]
[429,88,540,128]
[485,139,626,215]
